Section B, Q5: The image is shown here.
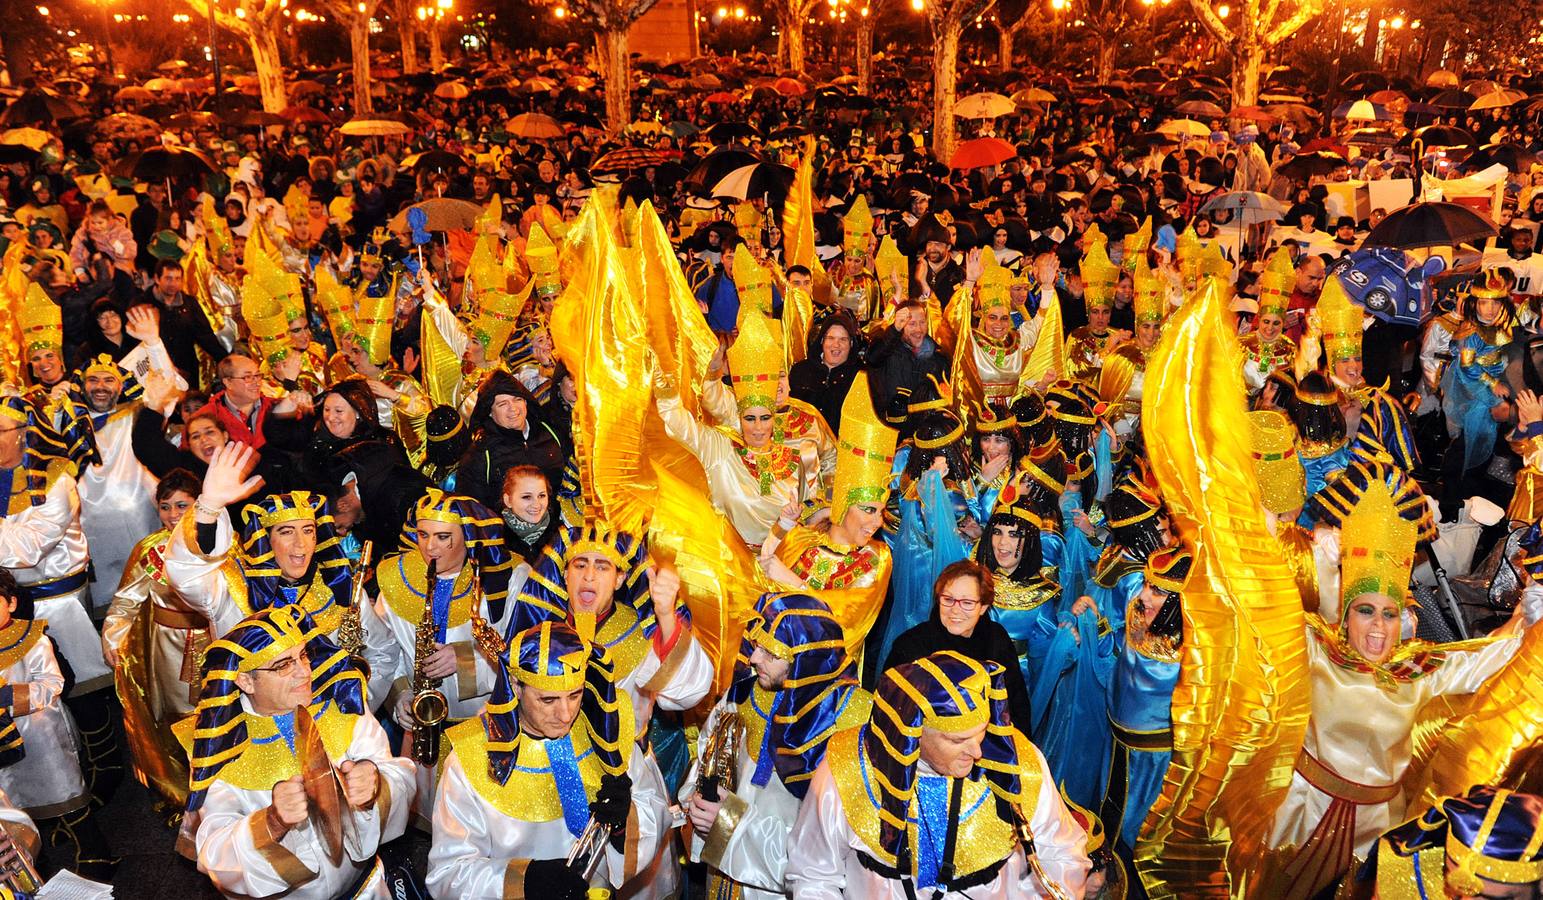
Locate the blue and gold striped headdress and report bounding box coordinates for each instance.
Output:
[508,521,669,641]
[477,622,634,800]
[726,593,860,799]
[854,652,1033,877]
[1374,786,1543,897]
[184,606,365,823]
[399,488,515,621]
[236,492,352,612]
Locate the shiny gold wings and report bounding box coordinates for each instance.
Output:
[549,200,654,534]
[782,136,833,307]
[1019,290,1068,390]
[1136,276,1312,897]
[945,288,986,426]
[1403,621,1543,805]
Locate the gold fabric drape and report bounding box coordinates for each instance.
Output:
[115,601,191,807]
[781,136,833,308]
[1136,276,1311,897]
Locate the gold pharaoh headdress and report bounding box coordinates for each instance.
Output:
[1132,254,1166,324]
[974,248,1010,315]
[1249,410,1306,515]
[525,224,561,298]
[832,371,898,523]
[727,312,784,413]
[843,195,874,258]
[1317,275,1364,364]
[1339,476,1418,614]
[1080,240,1118,311]
[19,281,62,353]
[733,248,775,321]
[1257,248,1295,318]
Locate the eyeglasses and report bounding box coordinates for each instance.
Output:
[252,655,309,678]
[224,373,262,383]
[938,595,982,612]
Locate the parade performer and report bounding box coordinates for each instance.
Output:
[1241,250,1297,392]
[427,621,671,899]
[1098,256,1167,438]
[184,605,415,899]
[681,593,871,900]
[1065,240,1124,383]
[1370,786,1543,899]
[787,650,1089,898]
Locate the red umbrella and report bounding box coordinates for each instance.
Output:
[704,92,739,104]
[1227,105,1279,123]
[949,137,1017,170]
[772,77,806,96]
[281,105,331,124]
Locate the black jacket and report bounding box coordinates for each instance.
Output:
[789,356,860,436]
[882,610,1035,735]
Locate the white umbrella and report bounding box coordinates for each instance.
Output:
[1199,191,1289,224]
[339,118,414,137]
[954,92,1016,119]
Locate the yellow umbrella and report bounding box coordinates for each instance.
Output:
[1425,70,1459,88]
[1157,118,1212,138]
[0,128,52,150]
[628,120,663,134]
[433,81,470,99]
[338,118,414,137]
[506,113,564,139]
[1012,87,1057,105]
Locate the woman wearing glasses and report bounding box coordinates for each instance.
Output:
[879,560,1033,734]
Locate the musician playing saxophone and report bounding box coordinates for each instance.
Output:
[365,489,514,799]
[680,593,871,900]
[427,621,671,900]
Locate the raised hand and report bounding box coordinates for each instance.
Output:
[197,442,266,513]
[124,304,161,345]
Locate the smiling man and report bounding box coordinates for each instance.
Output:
[787,651,1088,898]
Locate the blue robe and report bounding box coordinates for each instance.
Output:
[1029,606,1114,810]
[1441,327,1509,473]
[989,574,1061,710]
[875,469,969,670]
[1099,602,1180,851]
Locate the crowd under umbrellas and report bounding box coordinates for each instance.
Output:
[5,24,1543,900]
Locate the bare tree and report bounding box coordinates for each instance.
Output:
[1188,0,1327,107]
[395,0,421,75]
[769,0,823,72]
[570,0,664,132]
[318,0,385,114]
[180,0,288,113]
[925,0,998,162]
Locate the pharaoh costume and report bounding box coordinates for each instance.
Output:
[0,616,90,821]
[184,606,415,899]
[658,312,819,548]
[164,491,357,640]
[682,593,871,900]
[427,621,671,899]
[1240,250,1298,393]
[1440,270,1514,477]
[1065,240,1120,383]
[771,372,896,660]
[1097,256,1166,438]
[786,651,1089,898]
[1371,786,1543,899]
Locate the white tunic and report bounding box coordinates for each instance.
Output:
[427,741,671,900]
[76,341,183,613]
[0,471,110,694]
[787,744,1090,899]
[194,707,415,900]
[678,697,805,900]
[0,628,88,817]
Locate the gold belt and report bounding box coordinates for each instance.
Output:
[1294,749,1399,804]
[151,605,209,631]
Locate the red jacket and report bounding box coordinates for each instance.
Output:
[201,391,278,449]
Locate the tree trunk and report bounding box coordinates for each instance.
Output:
[1095,35,1116,83]
[601,27,632,133]
[430,19,447,70]
[931,22,961,162]
[998,26,1015,72]
[785,15,806,72]
[1230,38,1263,108]
[856,18,874,94]
[350,19,373,114]
[249,25,288,113]
[398,9,419,74]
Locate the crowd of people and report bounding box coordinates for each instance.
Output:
[0,42,1541,900]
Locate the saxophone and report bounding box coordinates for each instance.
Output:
[335,540,373,667]
[410,558,449,766]
[1012,802,1073,900]
[467,560,507,669]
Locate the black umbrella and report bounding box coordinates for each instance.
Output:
[1341,71,1390,92]
[1408,124,1477,148]
[166,111,222,130]
[114,145,218,181]
[232,109,287,128]
[1275,150,1345,179]
[1362,202,1497,250]
[1466,142,1536,171]
[1428,89,1476,110]
[683,146,764,193]
[591,146,665,174]
[0,144,39,164]
[402,149,468,172]
[705,122,761,144]
[558,110,604,130]
[1,89,89,125]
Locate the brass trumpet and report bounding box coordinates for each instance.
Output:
[1013,802,1073,900]
[0,823,41,894]
[696,711,746,803]
[564,817,614,897]
[410,559,449,766]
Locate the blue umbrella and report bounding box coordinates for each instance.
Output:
[1328,247,1448,326]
